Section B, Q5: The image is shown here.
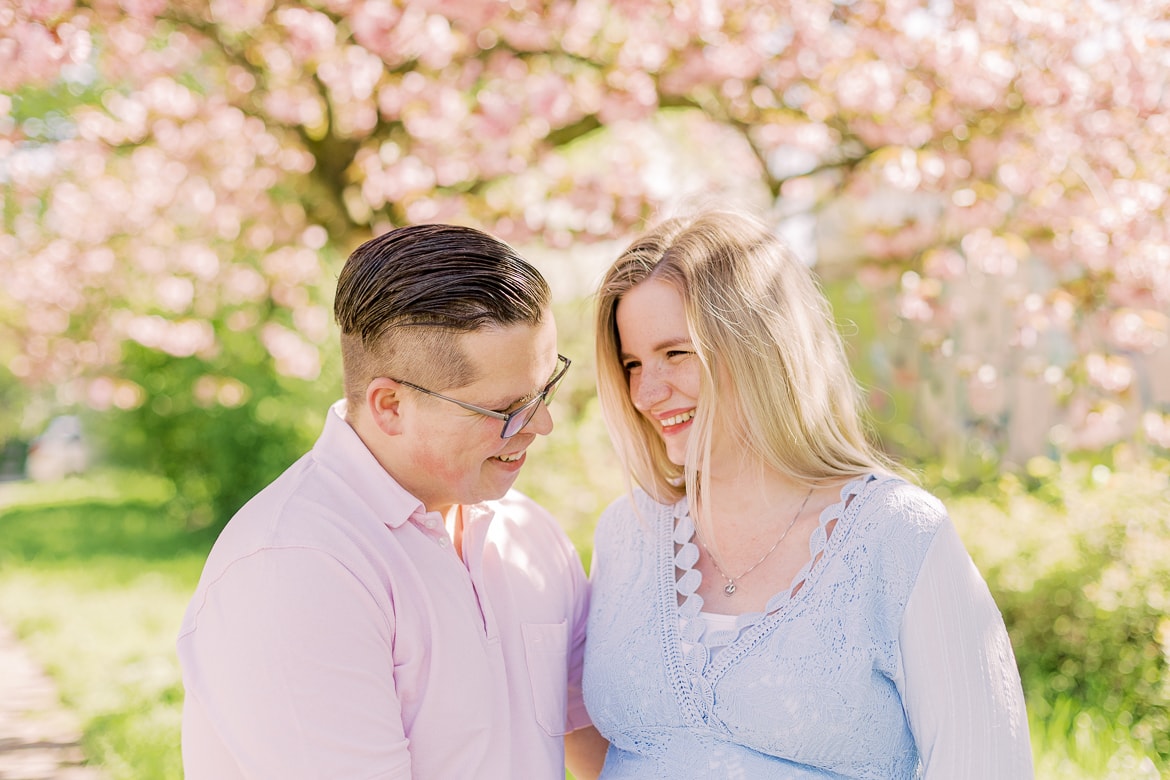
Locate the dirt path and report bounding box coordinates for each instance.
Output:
[0,619,103,780]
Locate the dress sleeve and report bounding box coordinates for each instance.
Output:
[179,547,410,779]
[898,519,1035,779]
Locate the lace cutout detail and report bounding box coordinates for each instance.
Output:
[657,499,709,728]
[672,506,711,674]
[669,475,875,677]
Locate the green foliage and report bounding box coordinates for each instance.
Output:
[0,467,174,513]
[948,461,1170,766]
[1030,697,1162,780]
[93,343,336,530]
[0,472,211,780]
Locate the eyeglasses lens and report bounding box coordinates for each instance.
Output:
[544,372,565,405]
[503,403,540,438]
[500,360,569,438]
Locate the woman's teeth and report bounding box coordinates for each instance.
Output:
[496,452,523,462]
[662,410,695,427]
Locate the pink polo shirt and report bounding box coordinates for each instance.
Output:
[177,401,591,779]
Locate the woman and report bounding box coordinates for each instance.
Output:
[582,210,1033,779]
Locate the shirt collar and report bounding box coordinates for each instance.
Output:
[311,400,426,530]
[461,500,497,530]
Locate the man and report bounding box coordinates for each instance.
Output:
[178,224,606,778]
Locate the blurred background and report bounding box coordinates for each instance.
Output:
[1,0,1167,777]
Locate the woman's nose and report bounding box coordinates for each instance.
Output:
[631,372,670,411]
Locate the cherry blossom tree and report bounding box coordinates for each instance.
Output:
[2,0,1168,470]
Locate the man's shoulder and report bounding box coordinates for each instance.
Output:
[225,453,325,523]
[207,452,385,566]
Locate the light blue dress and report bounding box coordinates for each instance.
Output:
[583,474,1032,779]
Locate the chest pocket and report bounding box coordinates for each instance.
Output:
[522,620,569,736]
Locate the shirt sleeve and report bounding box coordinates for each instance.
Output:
[563,525,593,733]
[898,519,1035,779]
[178,546,411,779]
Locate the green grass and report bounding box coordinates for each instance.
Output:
[0,470,214,780]
[1,468,1167,779]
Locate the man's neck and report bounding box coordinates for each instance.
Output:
[444,504,464,559]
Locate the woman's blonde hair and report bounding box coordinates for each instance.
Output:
[595,209,896,507]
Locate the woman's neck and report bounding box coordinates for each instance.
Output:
[696,460,806,522]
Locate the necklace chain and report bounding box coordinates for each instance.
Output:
[693,487,814,597]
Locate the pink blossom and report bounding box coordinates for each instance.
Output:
[0,21,66,88]
[261,323,321,380]
[1107,309,1169,354]
[276,7,336,63]
[221,265,268,305]
[124,315,215,358]
[1085,353,1134,394]
[0,0,1165,462]
[348,1,404,63]
[209,0,272,33]
[1142,412,1170,450]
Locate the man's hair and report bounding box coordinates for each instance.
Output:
[595,209,896,506]
[335,224,550,413]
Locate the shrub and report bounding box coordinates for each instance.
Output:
[947,460,1170,764]
[93,343,336,530]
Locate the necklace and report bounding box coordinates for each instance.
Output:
[693,487,814,597]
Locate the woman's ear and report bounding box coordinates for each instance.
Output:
[365,377,406,436]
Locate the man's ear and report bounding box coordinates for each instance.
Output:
[366,377,407,436]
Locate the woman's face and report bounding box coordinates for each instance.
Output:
[615,279,702,467]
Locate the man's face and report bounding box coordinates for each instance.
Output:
[392,312,560,516]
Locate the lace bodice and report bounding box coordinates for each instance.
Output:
[583,473,1033,779]
[672,482,842,677]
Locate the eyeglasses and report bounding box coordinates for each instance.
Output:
[392,354,571,439]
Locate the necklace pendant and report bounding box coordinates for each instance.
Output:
[724,582,737,596]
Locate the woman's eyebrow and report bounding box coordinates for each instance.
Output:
[620,337,691,361]
[653,337,691,351]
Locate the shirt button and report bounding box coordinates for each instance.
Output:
[437,536,449,547]
[423,517,437,529]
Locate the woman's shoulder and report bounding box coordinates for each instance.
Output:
[849,473,949,536]
[595,488,674,541]
[833,475,952,595]
[601,486,675,516]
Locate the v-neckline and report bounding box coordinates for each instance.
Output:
[657,475,877,725]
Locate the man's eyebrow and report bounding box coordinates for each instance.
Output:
[492,360,560,410]
[507,391,539,409]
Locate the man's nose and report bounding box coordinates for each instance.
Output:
[521,399,554,436]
